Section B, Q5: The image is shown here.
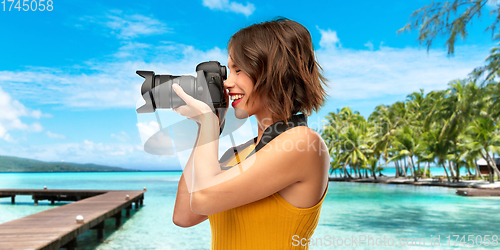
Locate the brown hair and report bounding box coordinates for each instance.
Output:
[228,17,328,124]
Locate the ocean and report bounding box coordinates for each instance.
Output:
[0,171,499,249]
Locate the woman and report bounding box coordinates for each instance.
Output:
[172,18,329,249]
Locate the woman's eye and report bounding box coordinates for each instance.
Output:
[235,70,241,73]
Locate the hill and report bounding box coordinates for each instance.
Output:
[0,155,138,172]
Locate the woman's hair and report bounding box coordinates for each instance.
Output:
[228,17,328,123]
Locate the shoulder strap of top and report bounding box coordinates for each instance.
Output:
[219,136,258,165]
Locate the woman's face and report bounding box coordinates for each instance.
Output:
[225,56,261,119]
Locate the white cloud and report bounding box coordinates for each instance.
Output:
[46,131,66,139]
[0,87,45,142]
[114,41,151,58]
[111,131,130,142]
[487,0,499,7]
[364,41,374,51]
[202,0,255,17]
[317,27,341,49]
[137,121,161,144]
[315,29,489,101]
[78,10,169,40]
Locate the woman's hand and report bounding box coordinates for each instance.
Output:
[172,83,217,124]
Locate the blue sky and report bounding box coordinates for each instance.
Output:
[0,0,497,170]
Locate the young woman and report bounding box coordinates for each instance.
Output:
[172,18,330,249]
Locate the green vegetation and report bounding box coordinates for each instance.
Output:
[0,155,137,172]
[321,0,500,183]
[321,81,500,183]
[398,0,500,81]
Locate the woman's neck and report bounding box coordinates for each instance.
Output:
[254,111,275,145]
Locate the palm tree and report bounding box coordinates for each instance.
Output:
[463,116,500,183]
[367,156,385,180]
[419,128,454,182]
[390,126,419,181]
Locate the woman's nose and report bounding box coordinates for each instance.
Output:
[224,79,234,89]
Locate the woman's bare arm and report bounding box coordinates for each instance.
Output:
[189,114,329,215]
[173,172,208,227]
[172,124,208,227]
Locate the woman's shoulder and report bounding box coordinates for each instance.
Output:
[270,126,328,161]
[280,126,324,147]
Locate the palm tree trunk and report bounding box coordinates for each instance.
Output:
[480,152,495,183]
[409,156,417,182]
[447,161,456,182]
[474,159,484,179]
[442,163,451,182]
[401,160,408,178]
[423,162,429,179]
[485,152,500,183]
[395,160,400,178]
[343,161,352,180]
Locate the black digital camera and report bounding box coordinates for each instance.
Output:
[136,61,228,134]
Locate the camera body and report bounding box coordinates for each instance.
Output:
[136,61,228,134]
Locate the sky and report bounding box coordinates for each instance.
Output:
[0,0,497,170]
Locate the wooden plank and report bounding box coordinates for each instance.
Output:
[0,189,145,250]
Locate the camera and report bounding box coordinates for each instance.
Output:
[136,61,228,134]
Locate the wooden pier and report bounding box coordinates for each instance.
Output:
[0,189,145,250]
[456,188,500,197]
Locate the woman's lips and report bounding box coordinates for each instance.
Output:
[232,97,243,107]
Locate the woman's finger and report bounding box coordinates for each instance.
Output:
[172,84,193,104]
[174,105,188,115]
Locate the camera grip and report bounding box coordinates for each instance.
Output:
[215,108,227,136]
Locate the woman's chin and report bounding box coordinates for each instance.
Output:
[234,108,250,120]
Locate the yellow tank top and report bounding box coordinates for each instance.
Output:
[208,139,328,249]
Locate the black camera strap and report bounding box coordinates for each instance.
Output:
[218,113,308,166]
[245,113,308,160]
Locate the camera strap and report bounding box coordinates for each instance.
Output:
[218,113,308,167]
[245,113,308,160]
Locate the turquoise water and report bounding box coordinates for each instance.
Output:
[1,172,499,249]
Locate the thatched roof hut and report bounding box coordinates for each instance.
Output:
[477,158,500,175]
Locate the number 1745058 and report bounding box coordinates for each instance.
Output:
[2,0,53,11]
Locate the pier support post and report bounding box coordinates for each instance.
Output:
[11,196,15,204]
[32,195,39,205]
[135,200,139,210]
[114,211,122,229]
[63,238,77,250]
[140,198,143,207]
[51,199,55,205]
[126,204,131,217]
[91,221,105,239]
